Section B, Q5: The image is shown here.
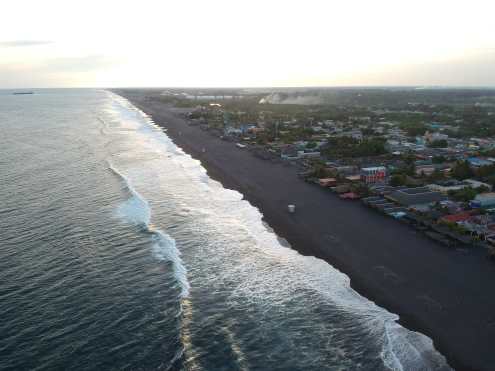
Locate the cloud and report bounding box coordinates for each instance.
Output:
[42,54,118,73]
[0,40,53,48]
[0,54,120,88]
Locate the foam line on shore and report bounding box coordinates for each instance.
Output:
[106,91,451,371]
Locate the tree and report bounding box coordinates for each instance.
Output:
[322,137,387,158]
[486,175,495,187]
[432,155,446,164]
[475,164,495,179]
[362,127,374,136]
[352,183,370,197]
[395,155,416,176]
[428,168,446,182]
[403,123,427,137]
[390,174,407,186]
[448,187,478,202]
[429,139,448,148]
[477,185,491,193]
[306,141,317,149]
[451,160,474,180]
[311,162,328,178]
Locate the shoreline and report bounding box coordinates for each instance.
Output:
[118,90,495,371]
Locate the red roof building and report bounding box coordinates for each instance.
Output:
[340,192,360,200]
[440,211,475,223]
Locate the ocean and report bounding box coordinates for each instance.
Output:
[0,89,451,370]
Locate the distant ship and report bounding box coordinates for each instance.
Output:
[13,92,34,95]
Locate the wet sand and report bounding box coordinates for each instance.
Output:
[118,90,495,371]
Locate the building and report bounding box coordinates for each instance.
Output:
[428,179,492,194]
[415,165,436,176]
[319,178,337,187]
[345,175,362,183]
[440,211,476,224]
[386,187,446,207]
[335,165,359,176]
[337,130,363,141]
[464,179,492,190]
[467,157,493,168]
[224,126,243,135]
[297,151,321,159]
[470,193,495,208]
[424,131,449,143]
[428,183,467,194]
[360,166,386,184]
[280,145,299,160]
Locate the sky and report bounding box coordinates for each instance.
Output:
[1,0,494,88]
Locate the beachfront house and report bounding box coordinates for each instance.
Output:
[360,166,386,184]
[386,187,446,209]
[280,145,299,160]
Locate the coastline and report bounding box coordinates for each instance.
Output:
[117,90,495,371]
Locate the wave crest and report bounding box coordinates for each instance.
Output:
[108,160,189,298]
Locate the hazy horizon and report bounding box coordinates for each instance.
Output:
[3,85,495,91]
[1,0,494,89]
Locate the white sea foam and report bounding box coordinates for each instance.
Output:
[152,230,190,298]
[108,160,190,298]
[103,91,451,370]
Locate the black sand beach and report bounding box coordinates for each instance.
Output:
[119,90,495,371]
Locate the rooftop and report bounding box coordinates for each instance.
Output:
[387,186,447,206]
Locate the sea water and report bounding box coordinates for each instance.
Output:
[0,89,451,370]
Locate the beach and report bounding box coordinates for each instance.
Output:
[118,89,495,371]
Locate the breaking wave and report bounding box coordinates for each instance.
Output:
[108,161,190,298]
[105,91,451,370]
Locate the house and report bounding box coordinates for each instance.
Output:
[428,182,469,194]
[415,165,436,176]
[340,192,360,200]
[360,166,386,184]
[338,130,363,140]
[319,178,337,187]
[440,211,476,224]
[424,131,448,143]
[470,193,495,208]
[298,151,321,159]
[345,175,362,183]
[335,166,359,176]
[386,186,446,207]
[464,179,492,190]
[467,157,493,168]
[280,145,299,160]
[428,179,490,194]
[224,126,243,135]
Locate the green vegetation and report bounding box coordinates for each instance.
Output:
[448,185,490,202]
[390,174,407,186]
[475,164,495,179]
[443,221,470,235]
[392,153,416,176]
[401,123,428,137]
[278,127,314,143]
[448,187,478,202]
[427,169,447,182]
[451,161,474,180]
[309,161,330,178]
[322,137,387,158]
[432,155,447,164]
[429,139,448,148]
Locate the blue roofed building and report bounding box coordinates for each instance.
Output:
[467,157,493,167]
